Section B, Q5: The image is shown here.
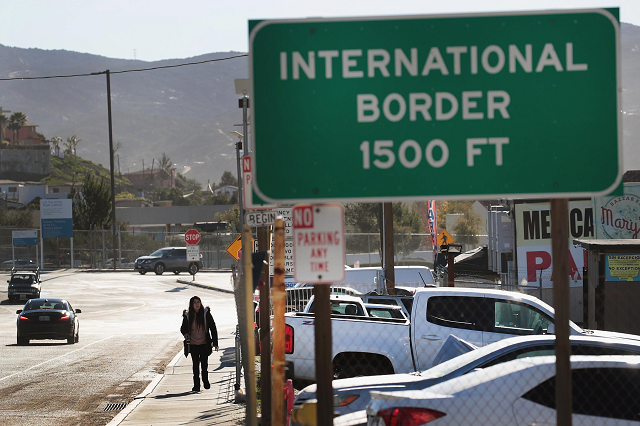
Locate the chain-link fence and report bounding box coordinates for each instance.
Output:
[0,227,238,270]
[226,229,640,426]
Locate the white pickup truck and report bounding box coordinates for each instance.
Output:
[284,287,587,382]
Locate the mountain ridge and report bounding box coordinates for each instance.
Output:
[1,23,639,187]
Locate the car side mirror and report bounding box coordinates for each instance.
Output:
[75,309,82,314]
[546,324,555,335]
[16,310,22,314]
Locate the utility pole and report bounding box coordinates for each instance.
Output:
[104,70,118,270]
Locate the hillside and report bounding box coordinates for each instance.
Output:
[0,48,247,186]
[1,22,639,187]
[41,155,131,187]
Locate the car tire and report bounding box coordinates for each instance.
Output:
[17,336,29,346]
[139,271,146,275]
[75,332,79,343]
[189,263,199,275]
[154,264,164,275]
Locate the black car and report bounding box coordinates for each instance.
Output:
[16,298,81,345]
[7,270,41,301]
[134,247,203,275]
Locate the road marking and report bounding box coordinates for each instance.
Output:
[0,335,116,383]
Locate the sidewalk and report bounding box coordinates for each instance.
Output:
[109,344,246,426]
[108,274,246,425]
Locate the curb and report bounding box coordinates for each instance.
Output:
[176,278,235,294]
[106,350,183,426]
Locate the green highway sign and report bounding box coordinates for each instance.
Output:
[250,9,621,203]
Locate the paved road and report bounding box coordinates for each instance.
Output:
[0,270,237,426]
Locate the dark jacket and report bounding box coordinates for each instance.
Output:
[181,307,219,350]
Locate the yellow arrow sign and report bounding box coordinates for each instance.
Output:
[438,230,455,247]
[225,234,256,261]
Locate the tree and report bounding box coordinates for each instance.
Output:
[214,205,240,233]
[0,114,8,142]
[218,170,238,187]
[50,136,62,156]
[158,152,173,183]
[203,193,231,205]
[0,207,34,227]
[65,135,82,156]
[447,201,483,246]
[7,112,27,143]
[344,202,422,259]
[69,172,112,230]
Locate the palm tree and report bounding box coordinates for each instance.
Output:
[51,136,62,157]
[8,112,27,143]
[157,152,172,185]
[0,114,7,142]
[66,135,82,156]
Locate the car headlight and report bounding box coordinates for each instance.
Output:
[334,394,360,407]
[144,259,153,264]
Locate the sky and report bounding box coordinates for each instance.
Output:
[1,0,639,62]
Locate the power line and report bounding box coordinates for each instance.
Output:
[0,53,248,81]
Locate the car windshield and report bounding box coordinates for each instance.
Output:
[10,275,35,284]
[25,300,68,311]
[149,249,171,257]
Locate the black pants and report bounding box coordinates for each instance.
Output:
[190,344,209,387]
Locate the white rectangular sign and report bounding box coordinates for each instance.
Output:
[40,199,72,219]
[270,240,294,276]
[187,245,200,262]
[292,204,345,283]
[245,210,278,227]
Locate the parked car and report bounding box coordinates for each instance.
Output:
[3,259,36,271]
[285,287,640,382]
[16,298,81,345]
[366,355,640,426]
[294,266,436,294]
[7,270,41,301]
[291,334,640,421]
[304,294,368,316]
[364,304,407,320]
[134,247,203,275]
[360,293,416,317]
[286,286,362,313]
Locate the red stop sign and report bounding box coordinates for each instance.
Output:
[185,229,201,245]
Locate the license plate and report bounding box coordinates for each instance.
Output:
[20,295,27,299]
[39,316,50,321]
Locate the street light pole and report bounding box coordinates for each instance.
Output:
[231,131,245,227]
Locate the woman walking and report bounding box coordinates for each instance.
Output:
[181,295,219,391]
